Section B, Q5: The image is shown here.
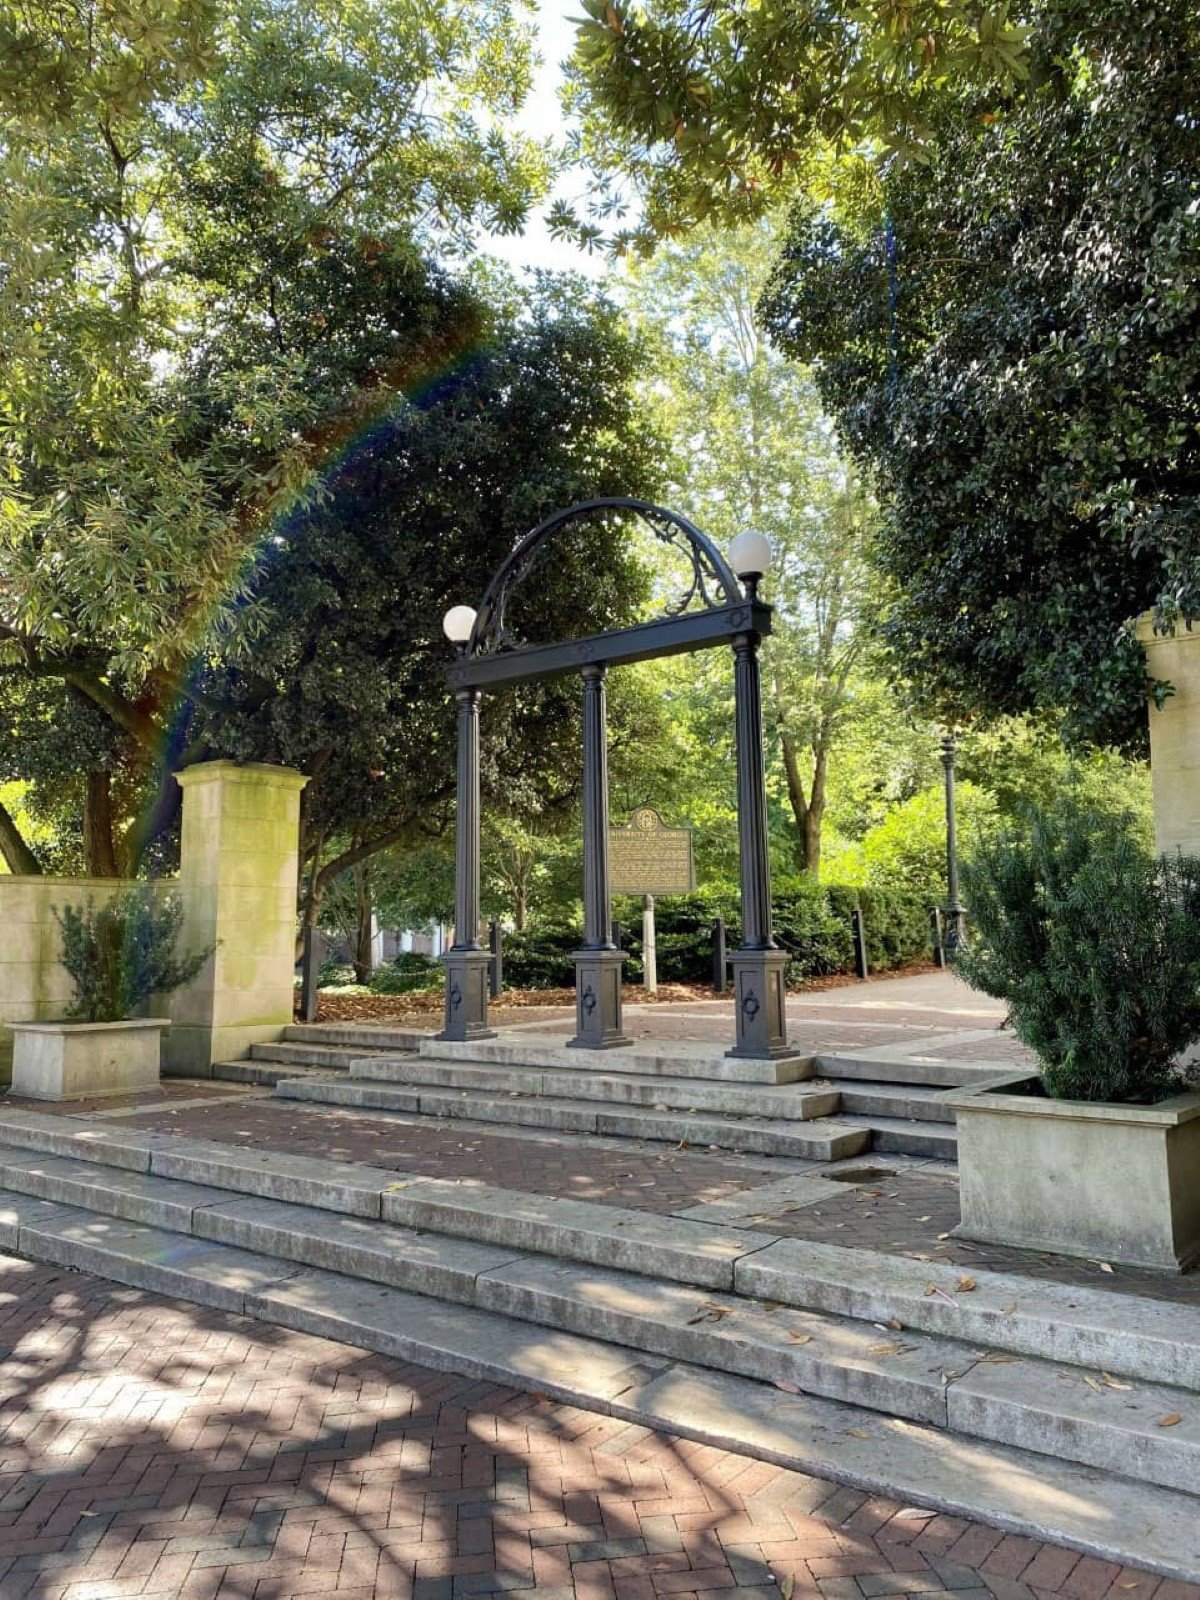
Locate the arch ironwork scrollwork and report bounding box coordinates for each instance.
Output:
[468,497,743,658]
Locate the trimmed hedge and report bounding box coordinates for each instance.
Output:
[501,883,932,990]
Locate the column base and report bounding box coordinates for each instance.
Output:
[727,948,791,1060]
[569,948,631,1049]
[438,949,496,1042]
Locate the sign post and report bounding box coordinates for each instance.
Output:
[609,807,696,994]
[642,895,657,993]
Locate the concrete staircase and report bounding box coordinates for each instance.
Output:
[0,1104,1196,1582]
[217,1026,976,1162]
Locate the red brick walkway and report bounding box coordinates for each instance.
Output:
[96,1098,789,1214]
[0,1255,1192,1600]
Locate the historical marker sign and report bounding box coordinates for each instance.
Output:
[609,806,696,896]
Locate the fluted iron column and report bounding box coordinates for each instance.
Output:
[439,686,494,1041]
[729,629,790,1059]
[571,664,630,1048]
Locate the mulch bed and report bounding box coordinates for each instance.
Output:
[304,962,939,1025]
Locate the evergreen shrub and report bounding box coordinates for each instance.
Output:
[54,888,213,1024]
[367,952,441,995]
[502,882,930,989]
[959,803,1200,1103]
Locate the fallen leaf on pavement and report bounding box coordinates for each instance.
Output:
[956,1276,977,1292]
[1159,1413,1182,1427]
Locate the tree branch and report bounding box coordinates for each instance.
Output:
[0,796,42,876]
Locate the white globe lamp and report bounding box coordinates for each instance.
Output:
[728,529,772,593]
[442,605,477,651]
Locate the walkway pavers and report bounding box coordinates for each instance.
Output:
[0,1252,1191,1600]
[91,1097,798,1214]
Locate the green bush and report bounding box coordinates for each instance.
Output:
[959,804,1200,1103]
[501,928,580,989]
[367,952,441,995]
[54,888,213,1024]
[496,882,930,990]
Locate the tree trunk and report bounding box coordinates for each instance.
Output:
[515,877,528,932]
[126,769,183,876]
[83,772,121,877]
[0,797,42,875]
[779,726,827,877]
[353,865,373,983]
[803,749,828,879]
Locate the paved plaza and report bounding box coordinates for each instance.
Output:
[0,1253,1194,1600]
[0,972,1195,1597]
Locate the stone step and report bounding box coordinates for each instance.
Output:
[213,1060,337,1087]
[834,1081,959,1125]
[251,1040,398,1068]
[349,1052,836,1121]
[3,1144,1198,1396]
[418,1036,816,1086]
[817,1052,1011,1088]
[841,1114,959,1159]
[735,1237,1200,1390]
[281,1024,428,1050]
[272,1075,868,1162]
[2,1191,1200,1566]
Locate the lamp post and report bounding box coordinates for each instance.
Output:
[438,605,495,1041]
[941,732,966,958]
[726,530,791,1060]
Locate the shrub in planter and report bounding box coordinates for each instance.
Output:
[54,888,214,1023]
[959,803,1200,1103]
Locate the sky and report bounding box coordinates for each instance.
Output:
[481,0,609,279]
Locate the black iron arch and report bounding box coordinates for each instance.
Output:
[449,498,763,692]
[469,497,744,658]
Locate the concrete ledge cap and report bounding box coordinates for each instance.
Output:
[174,761,309,791]
[950,1074,1200,1128]
[10,1018,171,1035]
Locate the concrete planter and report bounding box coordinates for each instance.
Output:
[10,1018,168,1102]
[951,1074,1200,1272]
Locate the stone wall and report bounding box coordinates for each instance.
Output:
[0,760,307,1080]
[1137,615,1200,857]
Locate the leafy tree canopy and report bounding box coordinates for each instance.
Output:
[191,276,662,930]
[619,218,890,876]
[760,0,1200,747]
[555,0,1030,252]
[0,0,554,872]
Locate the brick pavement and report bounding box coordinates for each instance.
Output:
[752,1170,1200,1306]
[97,1098,793,1214]
[0,1253,1193,1600]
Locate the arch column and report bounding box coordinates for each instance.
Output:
[439,685,494,1042]
[729,628,790,1059]
[571,664,630,1049]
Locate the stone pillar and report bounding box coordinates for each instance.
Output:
[439,686,494,1041]
[571,664,629,1049]
[164,761,308,1075]
[729,630,790,1060]
[1137,616,1200,857]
